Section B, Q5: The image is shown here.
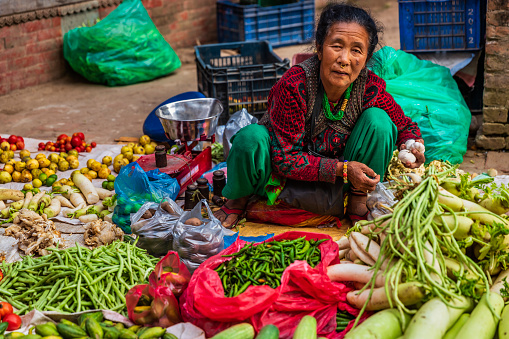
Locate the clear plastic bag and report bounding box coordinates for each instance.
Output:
[172,200,233,273]
[223,108,259,159]
[131,200,183,257]
[366,182,397,220]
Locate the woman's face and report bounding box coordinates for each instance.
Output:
[318,22,370,98]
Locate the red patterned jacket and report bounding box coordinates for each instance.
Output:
[265,66,422,183]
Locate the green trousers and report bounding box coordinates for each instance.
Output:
[222,107,397,200]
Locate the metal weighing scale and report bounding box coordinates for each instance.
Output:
[136,98,223,196]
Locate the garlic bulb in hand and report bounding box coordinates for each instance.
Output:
[405,139,416,150]
[404,139,425,153]
[398,149,416,164]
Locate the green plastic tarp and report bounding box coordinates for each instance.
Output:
[369,47,471,165]
[63,0,181,86]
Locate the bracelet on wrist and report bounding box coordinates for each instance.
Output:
[343,160,348,183]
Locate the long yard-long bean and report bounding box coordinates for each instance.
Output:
[351,165,493,328]
[0,240,159,315]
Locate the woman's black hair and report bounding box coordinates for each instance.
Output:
[315,2,382,57]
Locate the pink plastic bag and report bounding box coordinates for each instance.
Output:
[180,231,356,338]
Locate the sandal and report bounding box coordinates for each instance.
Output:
[215,205,245,229]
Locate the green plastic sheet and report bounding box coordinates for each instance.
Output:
[369,47,470,164]
[63,0,181,86]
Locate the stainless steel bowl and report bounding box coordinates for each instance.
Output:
[155,98,223,141]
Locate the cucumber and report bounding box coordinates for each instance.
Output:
[118,329,137,339]
[255,325,279,339]
[84,318,103,339]
[137,327,166,339]
[56,323,87,339]
[293,316,317,339]
[210,323,255,339]
[35,323,59,337]
[78,312,104,326]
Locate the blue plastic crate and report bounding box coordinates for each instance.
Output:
[217,0,315,48]
[194,41,290,124]
[399,0,482,52]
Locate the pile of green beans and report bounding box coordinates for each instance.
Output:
[214,237,327,297]
[336,310,355,332]
[351,165,492,328]
[0,241,159,316]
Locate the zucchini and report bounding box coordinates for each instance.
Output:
[293,316,317,339]
[255,325,279,339]
[210,323,255,339]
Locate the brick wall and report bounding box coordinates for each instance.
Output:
[0,16,65,95]
[0,0,218,96]
[477,0,509,150]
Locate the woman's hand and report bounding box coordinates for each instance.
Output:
[400,139,425,169]
[337,161,380,193]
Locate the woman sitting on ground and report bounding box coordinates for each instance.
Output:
[214,2,425,228]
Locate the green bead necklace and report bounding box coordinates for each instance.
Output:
[322,83,353,121]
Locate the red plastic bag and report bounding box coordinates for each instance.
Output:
[150,251,192,298]
[126,251,189,327]
[180,231,356,338]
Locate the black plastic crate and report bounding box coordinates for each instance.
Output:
[195,41,290,124]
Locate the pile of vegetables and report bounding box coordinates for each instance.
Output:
[38,132,96,153]
[0,135,25,152]
[54,172,115,223]
[0,240,158,316]
[214,237,326,297]
[27,312,175,339]
[5,209,62,256]
[0,189,63,224]
[0,301,22,332]
[323,163,509,338]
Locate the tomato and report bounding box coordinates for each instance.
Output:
[65,143,73,151]
[49,146,56,152]
[57,134,68,141]
[91,142,97,148]
[7,135,17,144]
[86,146,92,152]
[77,132,85,141]
[0,302,13,318]
[0,270,3,283]
[38,142,45,148]
[9,144,16,152]
[17,136,24,143]
[3,313,21,331]
[15,141,24,150]
[70,136,82,148]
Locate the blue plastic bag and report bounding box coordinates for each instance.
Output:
[369,47,470,164]
[113,162,180,233]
